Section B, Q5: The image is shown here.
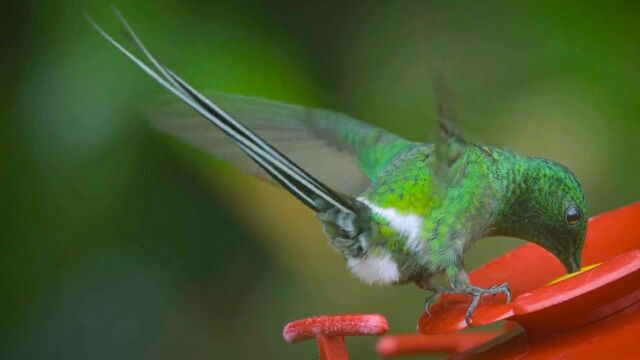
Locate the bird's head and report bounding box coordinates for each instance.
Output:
[492,157,588,274]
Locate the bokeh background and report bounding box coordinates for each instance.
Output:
[1,1,638,359]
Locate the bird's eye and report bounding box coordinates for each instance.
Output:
[565,205,582,225]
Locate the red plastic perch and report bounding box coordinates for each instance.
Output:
[283,314,388,360]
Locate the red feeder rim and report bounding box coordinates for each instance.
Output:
[376,331,502,357]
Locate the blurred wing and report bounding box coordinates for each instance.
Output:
[151,93,412,196]
[428,72,469,193]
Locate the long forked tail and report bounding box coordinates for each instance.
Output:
[86,10,355,214]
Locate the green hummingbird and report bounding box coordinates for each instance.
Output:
[88,12,588,324]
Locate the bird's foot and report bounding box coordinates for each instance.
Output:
[423,291,441,317]
[422,285,452,317]
[464,283,511,326]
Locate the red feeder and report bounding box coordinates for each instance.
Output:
[400,202,640,358]
[283,314,388,360]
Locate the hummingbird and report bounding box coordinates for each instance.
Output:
[88,12,588,324]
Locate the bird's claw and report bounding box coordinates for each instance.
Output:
[464,283,511,326]
[423,291,441,317]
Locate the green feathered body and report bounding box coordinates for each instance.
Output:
[340,141,503,286]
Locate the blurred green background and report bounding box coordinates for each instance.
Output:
[1,1,638,359]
